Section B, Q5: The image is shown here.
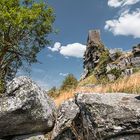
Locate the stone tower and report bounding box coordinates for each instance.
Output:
[87,30,101,45]
[81,30,105,79]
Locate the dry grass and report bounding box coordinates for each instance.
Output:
[53,72,140,106]
[78,74,97,86]
[54,89,75,107]
[94,72,140,93]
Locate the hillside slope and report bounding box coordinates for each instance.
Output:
[51,30,140,106]
[53,72,140,106]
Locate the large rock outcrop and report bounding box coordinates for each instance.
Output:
[82,30,106,79]
[51,99,80,140]
[51,93,140,140]
[106,45,140,81]
[82,29,140,81]
[133,44,140,57]
[0,77,139,140]
[0,76,56,138]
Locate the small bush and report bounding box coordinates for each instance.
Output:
[107,68,122,79]
[114,50,123,59]
[94,49,111,83]
[97,75,109,84]
[133,67,140,73]
[60,74,78,91]
[48,86,60,98]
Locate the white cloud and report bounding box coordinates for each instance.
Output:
[105,9,140,38]
[108,0,140,7]
[48,42,86,58]
[123,0,140,6]
[60,43,86,58]
[48,42,61,52]
[108,0,123,7]
[59,73,69,77]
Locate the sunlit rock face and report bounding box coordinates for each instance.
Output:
[0,76,56,138]
[133,44,140,57]
[11,133,48,140]
[51,99,80,140]
[82,29,140,81]
[82,30,105,79]
[51,93,140,140]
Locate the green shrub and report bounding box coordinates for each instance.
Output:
[133,67,140,73]
[107,68,122,79]
[97,75,109,84]
[48,86,60,98]
[114,50,123,59]
[60,74,78,91]
[94,49,111,83]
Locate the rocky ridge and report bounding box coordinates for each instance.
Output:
[52,93,140,140]
[0,76,139,140]
[82,30,140,81]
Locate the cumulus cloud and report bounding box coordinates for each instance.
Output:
[108,0,140,7]
[48,42,61,52]
[105,9,140,38]
[108,0,123,7]
[60,43,86,58]
[59,73,69,77]
[48,42,86,58]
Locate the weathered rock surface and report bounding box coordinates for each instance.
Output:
[12,133,48,140]
[131,57,140,67]
[82,30,105,79]
[109,134,140,140]
[52,93,140,140]
[51,99,80,140]
[0,76,56,138]
[82,29,140,81]
[133,44,140,57]
[0,77,139,140]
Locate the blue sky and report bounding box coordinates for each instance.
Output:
[19,0,140,90]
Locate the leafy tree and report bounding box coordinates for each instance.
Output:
[60,74,78,91]
[0,0,55,93]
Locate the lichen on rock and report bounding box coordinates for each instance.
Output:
[51,93,140,140]
[0,76,56,138]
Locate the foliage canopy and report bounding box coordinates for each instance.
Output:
[0,0,55,93]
